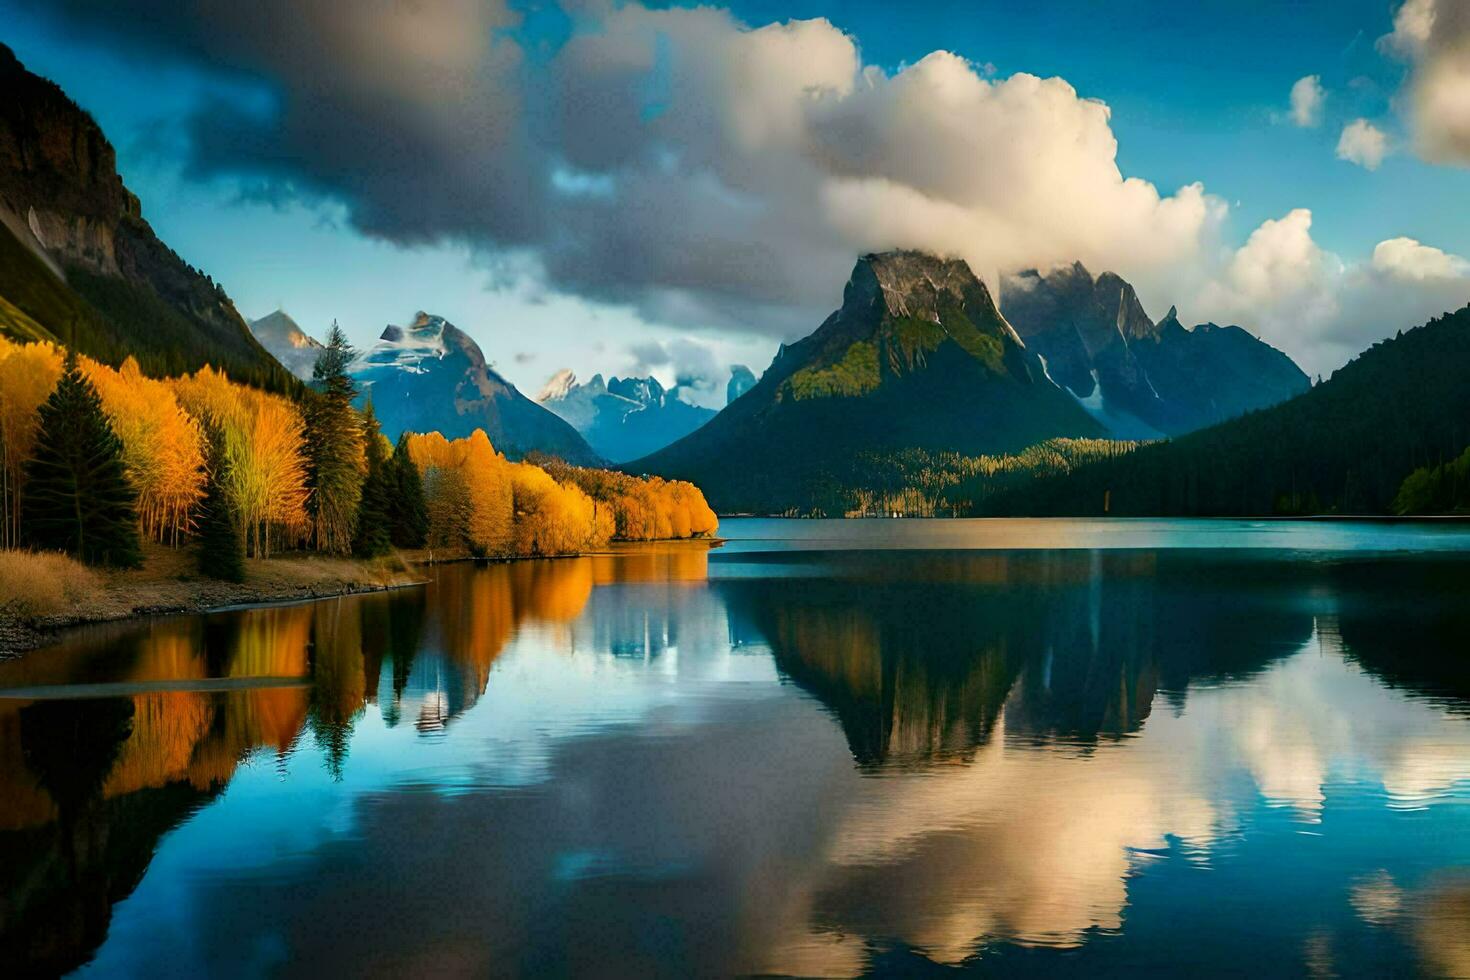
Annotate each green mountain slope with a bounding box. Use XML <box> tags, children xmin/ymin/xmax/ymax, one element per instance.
<box><xmin>985</xmin><ymin>306</ymin><xmax>1470</xmax><ymax>516</ymax></box>
<box><xmin>628</xmin><ymin>251</ymin><xmax>1104</xmax><ymax>513</ymax></box>
<box><xmin>0</xmin><ymin>43</ymin><xmax>293</xmax><ymax>391</ymax></box>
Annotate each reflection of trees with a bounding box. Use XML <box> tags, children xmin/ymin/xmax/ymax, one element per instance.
<box><xmin>1330</xmin><ymin>558</ymin><xmax>1470</xmax><ymax>708</ymax></box>
<box><xmin>724</xmin><ymin>552</ymin><xmax>1317</xmax><ymax>768</ymax></box>
<box><xmin>0</xmin><ymin>552</ymin><xmax>693</xmax><ymax>973</ymax></box>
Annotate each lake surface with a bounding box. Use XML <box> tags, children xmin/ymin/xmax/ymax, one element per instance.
<box><xmin>3</xmin><ymin>518</ymin><xmax>1470</xmax><ymax>977</ymax></box>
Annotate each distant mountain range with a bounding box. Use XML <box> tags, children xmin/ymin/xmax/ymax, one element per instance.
<box><xmin>629</xmin><ymin>251</ymin><xmax>1106</xmax><ymax>512</ymax></box>
<box><xmin>248</xmin><ymin>310</ymin><xmax>598</xmax><ymax>463</ymax></box>
<box><xmin>0</xmin><ymin>43</ymin><xmax>294</xmax><ymax>391</ymax></box>
<box><xmin>536</xmin><ymin>368</ymin><xmax>768</xmax><ymax>463</ymax></box>
<box><xmin>1001</xmin><ymin>262</ymin><xmax>1309</xmax><ymax>438</ymax></box>
<box><xmin>632</xmin><ymin>251</ymin><xmax>1315</xmax><ymax>513</ymax></box>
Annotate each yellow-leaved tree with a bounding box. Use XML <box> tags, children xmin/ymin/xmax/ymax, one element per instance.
<box><xmin>172</xmin><ymin>366</ymin><xmax>309</xmax><ymax>557</ymax></box>
<box><xmin>0</xmin><ymin>336</ymin><xmax>64</xmax><ymax>547</ymax></box>
<box><xmin>83</xmin><ymin>357</ymin><xmax>206</xmax><ymax>544</ymax></box>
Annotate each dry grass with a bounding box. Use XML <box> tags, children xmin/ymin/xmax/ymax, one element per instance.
<box><xmin>0</xmin><ymin>549</ymin><xmax>100</xmax><ymax>618</ymax></box>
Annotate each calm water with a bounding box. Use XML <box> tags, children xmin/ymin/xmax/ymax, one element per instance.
<box><xmin>3</xmin><ymin>519</ymin><xmax>1470</xmax><ymax>978</ymax></box>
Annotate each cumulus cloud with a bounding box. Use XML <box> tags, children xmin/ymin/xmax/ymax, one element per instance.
<box><xmin>21</xmin><ymin>0</ymin><xmax>1224</xmax><ymax>339</ymax></box>
<box><xmin>1372</xmin><ymin>237</ymin><xmax>1470</xmax><ymax>280</ymax></box>
<box><xmin>1380</xmin><ymin>0</ymin><xmax>1470</xmax><ymax>165</ymax></box>
<box><xmin>1190</xmin><ymin>213</ymin><xmax>1470</xmax><ymax>375</ymax></box>
<box><xmin>1289</xmin><ymin>75</ymin><xmax>1326</xmax><ymax>127</ymax></box>
<box><xmin>1337</xmin><ymin>119</ymin><xmax>1391</xmax><ymax>169</ymax></box>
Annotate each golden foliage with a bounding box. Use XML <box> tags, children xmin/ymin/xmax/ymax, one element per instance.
<box><xmin>172</xmin><ymin>366</ymin><xmax>310</xmax><ymax>557</ymax></box>
<box><xmin>0</xmin><ymin>336</ymin><xmax>64</xmax><ymax>547</ymax></box>
<box><xmin>82</xmin><ymin>357</ymin><xmax>206</xmax><ymax>543</ymax></box>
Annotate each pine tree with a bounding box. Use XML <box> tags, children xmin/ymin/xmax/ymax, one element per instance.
<box><xmin>389</xmin><ymin>432</ymin><xmax>428</xmax><ymax>549</ymax></box>
<box><xmin>197</xmin><ymin>422</ymin><xmax>245</xmax><ymax>582</ymax></box>
<box><xmin>22</xmin><ymin>353</ymin><xmax>143</xmax><ymax>567</ymax></box>
<box><xmin>305</xmin><ymin>322</ymin><xmax>365</xmax><ymax>554</ymax></box>
<box><xmin>352</xmin><ymin>405</ymin><xmax>393</xmax><ymax>559</ymax></box>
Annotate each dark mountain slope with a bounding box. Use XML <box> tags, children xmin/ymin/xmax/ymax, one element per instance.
<box><xmin>629</xmin><ymin>251</ymin><xmax>1104</xmax><ymax>512</ymax></box>
<box><xmin>986</xmin><ymin>306</ymin><xmax>1470</xmax><ymax>516</ymax></box>
<box><xmin>0</xmin><ymin>43</ymin><xmax>292</xmax><ymax>390</ymax></box>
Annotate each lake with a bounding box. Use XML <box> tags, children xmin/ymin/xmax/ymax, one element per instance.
<box><xmin>3</xmin><ymin>518</ymin><xmax>1470</xmax><ymax>977</ymax></box>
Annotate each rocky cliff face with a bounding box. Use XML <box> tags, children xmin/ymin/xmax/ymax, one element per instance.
<box><xmin>353</xmin><ymin>312</ymin><xmax>599</xmax><ymax>464</ymax></box>
<box><xmin>629</xmin><ymin>251</ymin><xmax>1103</xmax><ymax>512</ymax></box>
<box><xmin>537</xmin><ymin>370</ymin><xmax>716</xmax><ymax>463</ymax></box>
<box><xmin>0</xmin><ymin>43</ymin><xmax>291</xmax><ymax>387</ymax></box>
<box><xmin>1002</xmin><ymin>263</ymin><xmax>1308</xmax><ymax>437</ymax></box>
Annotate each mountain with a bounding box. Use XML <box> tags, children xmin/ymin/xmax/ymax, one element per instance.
<box><xmin>0</xmin><ymin>43</ymin><xmax>293</xmax><ymax>390</ymax></box>
<box><xmin>985</xmin><ymin>305</ymin><xmax>1470</xmax><ymax>516</ymax></box>
<box><xmin>727</xmin><ymin>364</ymin><xmax>757</xmax><ymax>405</ymax></box>
<box><xmin>1001</xmin><ymin>262</ymin><xmax>1308</xmax><ymax>437</ymax></box>
<box><xmin>352</xmin><ymin>311</ymin><xmax>598</xmax><ymax>464</ymax></box>
<box><xmin>629</xmin><ymin>251</ymin><xmax>1105</xmax><ymax>513</ymax></box>
<box><xmin>537</xmin><ymin>370</ymin><xmax>717</xmax><ymax>463</ymax></box>
<box><xmin>248</xmin><ymin>310</ymin><xmax>323</xmax><ymax>380</ymax></box>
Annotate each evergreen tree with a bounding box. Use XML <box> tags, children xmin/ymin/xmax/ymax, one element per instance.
<box><xmin>388</xmin><ymin>432</ymin><xmax>428</xmax><ymax>548</ymax></box>
<box><xmin>352</xmin><ymin>405</ymin><xmax>393</xmax><ymax>559</ymax></box>
<box><xmin>305</xmin><ymin>322</ymin><xmax>365</xmax><ymax>554</ymax></box>
<box><xmin>21</xmin><ymin>353</ymin><xmax>143</xmax><ymax>567</ymax></box>
<box><xmin>197</xmin><ymin>422</ymin><xmax>245</xmax><ymax>582</ymax></box>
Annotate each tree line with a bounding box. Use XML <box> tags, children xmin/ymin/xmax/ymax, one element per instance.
<box><xmin>0</xmin><ymin>329</ymin><xmax>718</xmax><ymax>576</ymax></box>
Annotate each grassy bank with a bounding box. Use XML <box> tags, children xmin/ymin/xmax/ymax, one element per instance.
<box><xmin>0</xmin><ymin>545</ymin><xmax>424</xmax><ymax>657</ymax></box>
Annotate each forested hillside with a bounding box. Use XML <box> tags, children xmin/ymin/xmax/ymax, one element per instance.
<box><xmin>983</xmin><ymin>306</ymin><xmax>1470</xmax><ymax>516</ymax></box>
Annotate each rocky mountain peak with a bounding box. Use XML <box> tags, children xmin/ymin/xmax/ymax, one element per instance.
<box><xmin>537</xmin><ymin>368</ymin><xmax>578</xmax><ymax>403</ymax></box>
<box><xmin>849</xmin><ymin>250</ymin><xmax>993</xmax><ymax>322</ymax></box>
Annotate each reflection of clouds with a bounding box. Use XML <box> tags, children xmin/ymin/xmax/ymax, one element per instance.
<box><xmin>761</xmin><ymin>627</ymin><xmax>1470</xmax><ymax>967</ymax></box>
<box><xmin>1349</xmin><ymin>870</ymin><xmax>1403</xmax><ymax>927</ymax></box>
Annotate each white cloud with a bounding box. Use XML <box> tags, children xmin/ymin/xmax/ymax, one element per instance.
<box><xmin>1372</xmin><ymin>237</ymin><xmax>1470</xmax><ymax>280</ymax></box>
<box><xmin>1190</xmin><ymin>213</ymin><xmax>1470</xmax><ymax>375</ymax></box>
<box><xmin>1337</xmin><ymin>119</ymin><xmax>1391</xmax><ymax>169</ymax></box>
<box><xmin>1289</xmin><ymin>74</ymin><xmax>1325</xmax><ymax>127</ymax></box>
<box><xmin>1380</xmin><ymin>0</ymin><xmax>1470</xmax><ymax>165</ymax></box>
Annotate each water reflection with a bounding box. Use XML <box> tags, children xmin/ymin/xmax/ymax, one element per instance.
<box><xmin>1</xmin><ymin>532</ymin><xmax>1469</xmax><ymax>977</ymax></box>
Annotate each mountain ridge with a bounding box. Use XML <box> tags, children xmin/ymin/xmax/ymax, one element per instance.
<box><xmin>0</xmin><ymin>42</ymin><xmax>294</xmax><ymax>390</ymax></box>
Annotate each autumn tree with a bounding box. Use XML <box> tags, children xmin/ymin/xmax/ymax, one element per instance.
<box><xmin>83</xmin><ymin>356</ymin><xmax>206</xmax><ymax>544</ymax></box>
<box><xmin>304</xmin><ymin>322</ymin><xmax>365</xmax><ymax>554</ymax></box>
<box><xmin>0</xmin><ymin>336</ymin><xmax>63</xmax><ymax>547</ymax></box>
<box><xmin>172</xmin><ymin>366</ymin><xmax>309</xmax><ymax>557</ymax></box>
<box><xmin>22</xmin><ymin>352</ymin><xmax>143</xmax><ymax>568</ymax></box>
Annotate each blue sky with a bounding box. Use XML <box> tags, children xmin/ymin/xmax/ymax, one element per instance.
<box><xmin>4</xmin><ymin>0</ymin><xmax>1468</xmax><ymax>393</ymax></box>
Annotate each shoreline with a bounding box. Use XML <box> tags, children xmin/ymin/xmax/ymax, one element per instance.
<box><xmin>0</xmin><ymin>536</ymin><xmax>725</xmax><ymax>660</ymax></box>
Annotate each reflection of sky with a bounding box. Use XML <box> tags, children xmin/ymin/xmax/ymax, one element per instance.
<box><xmin>54</xmin><ymin>543</ymin><xmax>1470</xmax><ymax>977</ymax></box>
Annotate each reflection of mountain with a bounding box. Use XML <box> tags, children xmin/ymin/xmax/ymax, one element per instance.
<box><xmin>720</xmin><ymin>551</ymin><xmax>1315</xmax><ymax>768</ymax></box>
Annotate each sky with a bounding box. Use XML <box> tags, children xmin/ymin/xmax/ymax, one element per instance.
<box><xmin>4</xmin><ymin>0</ymin><xmax>1470</xmax><ymax>401</ymax></box>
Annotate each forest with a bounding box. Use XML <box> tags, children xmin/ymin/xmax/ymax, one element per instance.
<box><xmin>0</xmin><ymin>330</ymin><xmax>717</xmax><ymax>580</ymax></box>
<box><xmin>976</xmin><ymin>306</ymin><xmax>1470</xmax><ymax>517</ymax></box>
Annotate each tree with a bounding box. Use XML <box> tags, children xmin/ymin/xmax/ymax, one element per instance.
<box><xmin>21</xmin><ymin>352</ymin><xmax>143</xmax><ymax>568</ymax></box>
<box><xmin>388</xmin><ymin>432</ymin><xmax>428</xmax><ymax>549</ymax></box>
<box><xmin>197</xmin><ymin>422</ymin><xmax>245</xmax><ymax>582</ymax></box>
<box><xmin>352</xmin><ymin>405</ymin><xmax>393</xmax><ymax>559</ymax></box>
<box><xmin>305</xmin><ymin>322</ymin><xmax>365</xmax><ymax>554</ymax></box>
